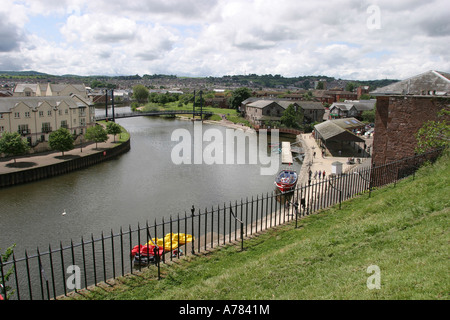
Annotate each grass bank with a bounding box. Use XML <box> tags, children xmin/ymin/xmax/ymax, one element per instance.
<box><xmin>70</xmin><ymin>152</ymin><xmax>449</xmax><ymax>300</ymax></box>
<box><xmin>97</xmin><ymin>120</ymin><xmax>130</xmax><ymax>143</ymax></box>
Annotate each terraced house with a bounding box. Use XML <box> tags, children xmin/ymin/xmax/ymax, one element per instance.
<box><xmin>0</xmin><ymin>94</ymin><xmax>95</xmax><ymax>146</ymax></box>
<box><xmin>13</xmin><ymin>82</ymin><xmax>88</xmax><ymax>98</ymax></box>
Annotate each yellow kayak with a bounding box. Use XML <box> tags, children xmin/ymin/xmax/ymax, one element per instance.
<box><xmin>166</xmin><ymin>233</ymin><xmax>194</xmax><ymax>245</ymax></box>
<box><xmin>147</xmin><ymin>233</ymin><xmax>194</xmax><ymax>251</ymax></box>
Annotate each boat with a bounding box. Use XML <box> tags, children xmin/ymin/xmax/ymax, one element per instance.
<box><xmin>274</xmin><ymin>168</ymin><xmax>298</xmax><ymax>193</ymax></box>
<box><xmin>131</xmin><ymin>233</ymin><xmax>194</xmax><ymax>266</ymax></box>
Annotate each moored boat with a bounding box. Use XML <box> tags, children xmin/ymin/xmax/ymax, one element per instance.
<box><xmin>274</xmin><ymin>168</ymin><xmax>298</xmax><ymax>193</ymax></box>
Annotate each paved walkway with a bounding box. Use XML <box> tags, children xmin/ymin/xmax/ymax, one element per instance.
<box><xmin>0</xmin><ymin>134</ymin><xmax>118</xmax><ymax>174</ymax></box>
<box><xmin>296</xmin><ymin>132</ymin><xmax>373</xmax><ymax>186</ymax></box>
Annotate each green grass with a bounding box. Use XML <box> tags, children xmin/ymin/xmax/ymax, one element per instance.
<box><xmin>69</xmin><ymin>152</ymin><xmax>449</xmax><ymax>300</ymax></box>
<box><xmin>97</xmin><ymin>121</ymin><xmax>130</xmax><ymax>143</ymax></box>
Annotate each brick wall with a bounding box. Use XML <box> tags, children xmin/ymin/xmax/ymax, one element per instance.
<box><xmin>372</xmin><ymin>96</ymin><xmax>449</xmax><ymax>166</ymax></box>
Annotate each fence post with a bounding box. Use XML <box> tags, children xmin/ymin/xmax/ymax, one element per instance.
<box><xmin>191</xmin><ymin>205</ymin><xmax>195</xmax><ymax>255</ymax></box>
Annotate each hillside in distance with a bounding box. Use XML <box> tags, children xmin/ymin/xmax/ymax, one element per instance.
<box><xmin>0</xmin><ymin>70</ymin><xmax>398</xmax><ymax>90</ymax></box>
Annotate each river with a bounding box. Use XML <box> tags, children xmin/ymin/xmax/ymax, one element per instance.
<box><xmin>0</xmin><ymin>109</ymin><xmax>301</xmax><ymax>254</ymax></box>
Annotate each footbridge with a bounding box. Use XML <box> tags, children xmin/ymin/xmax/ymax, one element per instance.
<box><xmin>95</xmin><ymin>110</ymin><xmax>214</xmax><ymax>121</ymax></box>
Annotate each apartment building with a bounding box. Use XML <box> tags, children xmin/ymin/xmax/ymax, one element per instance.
<box><xmin>0</xmin><ymin>94</ymin><xmax>95</xmax><ymax>146</ymax></box>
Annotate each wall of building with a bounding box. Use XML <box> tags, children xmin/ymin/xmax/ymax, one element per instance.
<box><xmin>372</xmin><ymin>96</ymin><xmax>449</xmax><ymax>165</ymax></box>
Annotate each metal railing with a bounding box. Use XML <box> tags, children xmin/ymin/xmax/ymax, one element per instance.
<box><xmin>0</xmin><ymin>148</ymin><xmax>444</xmax><ymax>300</ymax></box>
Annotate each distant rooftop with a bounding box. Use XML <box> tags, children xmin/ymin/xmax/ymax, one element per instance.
<box><xmin>370</xmin><ymin>70</ymin><xmax>450</xmax><ymax>96</ymax></box>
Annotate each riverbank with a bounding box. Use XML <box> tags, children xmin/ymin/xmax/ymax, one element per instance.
<box><xmin>0</xmin><ymin>126</ymin><xmax>130</xmax><ymax>187</ymax></box>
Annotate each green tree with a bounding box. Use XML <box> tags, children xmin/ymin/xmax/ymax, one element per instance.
<box><xmin>106</xmin><ymin>122</ymin><xmax>122</xmax><ymax>142</ymax></box>
<box><xmin>0</xmin><ymin>132</ymin><xmax>30</xmax><ymax>163</ymax></box>
<box><xmin>49</xmin><ymin>127</ymin><xmax>74</xmax><ymax>156</ymax></box>
<box><xmin>361</xmin><ymin>108</ymin><xmax>376</xmax><ymax>123</ymax></box>
<box><xmin>316</xmin><ymin>81</ymin><xmax>324</xmax><ymax>90</ymax></box>
<box><xmin>85</xmin><ymin>125</ymin><xmax>108</xmax><ymax>149</ymax></box>
<box><xmin>132</xmin><ymin>85</ymin><xmax>150</xmax><ymax>103</ymax></box>
<box><xmin>281</xmin><ymin>104</ymin><xmax>304</xmax><ymax>129</ymax></box>
<box><xmin>229</xmin><ymin>87</ymin><xmax>251</xmax><ymax>110</ymax></box>
<box><xmin>1</xmin><ymin>244</ymin><xmax>16</xmax><ymax>300</ymax></box>
<box><xmin>415</xmin><ymin>108</ymin><xmax>449</xmax><ymax>154</ymax></box>
<box><xmin>345</xmin><ymin>82</ymin><xmax>355</xmax><ymax>92</ymax></box>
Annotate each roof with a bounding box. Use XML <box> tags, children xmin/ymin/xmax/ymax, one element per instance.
<box><xmin>371</xmin><ymin>70</ymin><xmax>450</xmax><ymax>96</ymax></box>
<box><xmin>0</xmin><ymin>95</ymin><xmax>93</xmax><ymax>113</ymax></box>
<box><xmin>331</xmin><ymin>118</ymin><xmax>365</xmax><ymax>130</ymax></box>
<box><xmin>330</xmin><ymin>103</ymin><xmax>354</xmax><ymax>111</ymax></box>
<box><xmin>330</xmin><ymin>100</ymin><xmax>376</xmax><ymax>112</ymax></box>
<box><xmin>314</xmin><ymin>118</ymin><xmax>365</xmax><ymax>142</ymax></box>
<box><xmin>297</xmin><ymin>101</ymin><xmax>325</xmax><ymax>110</ymax></box>
<box><xmin>247</xmin><ymin>100</ymin><xmax>280</xmax><ymax>109</ymax></box>
<box><xmin>14</xmin><ymin>83</ymin><xmax>38</xmax><ymax>93</ymax></box>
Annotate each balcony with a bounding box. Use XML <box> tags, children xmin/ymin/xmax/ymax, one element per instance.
<box><xmin>42</xmin><ymin>127</ymin><xmax>53</xmax><ymax>133</ymax></box>
<box><xmin>18</xmin><ymin>129</ymin><xmax>30</xmax><ymax>136</ymax></box>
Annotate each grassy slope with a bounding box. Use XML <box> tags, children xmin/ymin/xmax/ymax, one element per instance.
<box><xmin>74</xmin><ymin>152</ymin><xmax>449</xmax><ymax>300</ymax></box>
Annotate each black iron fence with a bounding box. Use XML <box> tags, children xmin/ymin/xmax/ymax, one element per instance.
<box><xmin>0</xmin><ymin>148</ymin><xmax>444</xmax><ymax>300</ymax></box>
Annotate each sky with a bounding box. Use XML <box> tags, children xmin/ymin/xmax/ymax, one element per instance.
<box><xmin>1</xmin><ymin>0</ymin><xmax>449</xmax><ymax>80</ymax></box>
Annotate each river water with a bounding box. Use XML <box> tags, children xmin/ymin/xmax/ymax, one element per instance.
<box><xmin>0</xmin><ymin>109</ymin><xmax>301</xmax><ymax>254</ymax></box>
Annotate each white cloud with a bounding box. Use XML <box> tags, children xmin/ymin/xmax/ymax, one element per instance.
<box><xmin>1</xmin><ymin>0</ymin><xmax>449</xmax><ymax>79</ymax></box>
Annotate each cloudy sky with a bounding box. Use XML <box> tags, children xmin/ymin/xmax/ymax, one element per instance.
<box><xmin>1</xmin><ymin>0</ymin><xmax>449</xmax><ymax>80</ymax></box>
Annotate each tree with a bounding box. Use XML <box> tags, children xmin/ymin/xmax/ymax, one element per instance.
<box><xmin>0</xmin><ymin>132</ymin><xmax>30</xmax><ymax>163</ymax></box>
<box><xmin>228</xmin><ymin>87</ymin><xmax>251</xmax><ymax>110</ymax></box>
<box><xmin>132</xmin><ymin>84</ymin><xmax>149</xmax><ymax>103</ymax></box>
<box><xmin>85</xmin><ymin>125</ymin><xmax>108</xmax><ymax>149</ymax></box>
<box><xmin>106</xmin><ymin>122</ymin><xmax>122</xmax><ymax>142</ymax></box>
<box><xmin>361</xmin><ymin>108</ymin><xmax>376</xmax><ymax>123</ymax></box>
<box><xmin>345</xmin><ymin>82</ymin><xmax>355</xmax><ymax>92</ymax></box>
<box><xmin>316</xmin><ymin>81</ymin><xmax>324</xmax><ymax>90</ymax></box>
<box><xmin>1</xmin><ymin>244</ymin><xmax>16</xmax><ymax>300</ymax></box>
<box><xmin>415</xmin><ymin>108</ymin><xmax>449</xmax><ymax>154</ymax></box>
<box><xmin>49</xmin><ymin>127</ymin><xmax>74</xmax><ymax>156</ymax></box>
<box><xmin>281</xmin><ymin>104</ymin><xmax>304</xmax><ymax>129</ymax></box>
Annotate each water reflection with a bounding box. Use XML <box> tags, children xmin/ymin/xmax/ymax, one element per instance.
<box><xmin>0</xmin><ymin>113</ymin><xmax>301</xmax><ymax>253</ymax></box>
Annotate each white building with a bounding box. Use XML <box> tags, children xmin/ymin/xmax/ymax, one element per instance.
<box><xmin>0</xmin><ymin>94</ymin><xmax>95</xmax><ymax>146</ymax></box>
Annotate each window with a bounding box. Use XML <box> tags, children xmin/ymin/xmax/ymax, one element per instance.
<box><xmin>61</xmin><ymin>120</ymin><xmax>68</xmax><ymax>129</ymax></box>
<box><xmin>25</xmin><ymin>111</ymin><xmax>30</xmax><ymax>118</ymax></box>
<box><xmin>18</xmin><ymin>124</ymin><xmax>29</xmax><ymax>134</ymax></box>
<box><xmin>65</xmin><ymin>109</ymin><xmax>69</xmax><ymax>115</ymax></box>
<box><xmin>47</xmin><ymin>110</ymin><xmax>52</xmax><ymax>116</ymax></box>
<box><xmin>0</xmin><ymin>114</ymin><xmax>3</xmax><ymax>119</ymax></box>
<box><xmin>39</xmin><ymin>111</ymin><xmax>44</xmax><ymax>117</ymax></box>
<box><xmin>42</xmin><ymin>122</ymin><xmax>51</xmax><ymax>133</ymax></box>
<box><xmin>0</xmin><ymin>126</ymin><xmax>4</xmax><ymax>132</ymax></box>
<box><xmin>14</xmin><ymin>112</ymin><xmax>20</xmax><ymax>118</ymax></box>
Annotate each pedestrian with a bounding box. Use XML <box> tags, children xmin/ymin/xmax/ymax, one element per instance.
<box><xmin>323</xmin><ymin>170</ymin><xmax>326</xmax><ymax>178</ymax></box>
<box><xmin>313</xmin><ymin>151</ymin><xmax>316</xmax><ymax>158</ymax></box>
<box><xmin>314</xmin><ymin>171</ymin><xmax>318</xmax><ymax>179</ymax></box>
<box><xmin>318</xmin><ymin>170</ymin><xmax>321</xmax><ymax>179</ymax></box>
